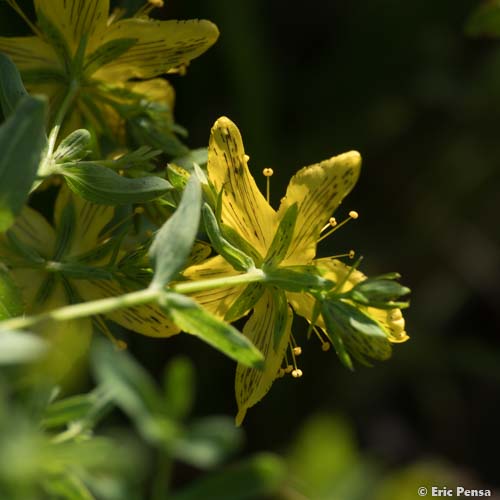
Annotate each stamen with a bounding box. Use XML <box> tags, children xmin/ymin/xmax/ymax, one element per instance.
<box><xmin>321</xmin><ymin>217</ymin><xmax>337</xmax><ymax>233</ymax></box>
<box><xmin>5</xmin><ymin>0</ymin><xmax>43</xmax><ymax>36</ymax></box>
<box><xmin>94</xmin><ymin>317</ymin><xmax>127</xmax><ymax>350</ymax></box>
<box><xmin>292</xmin><ymin>369</ymin><xmax>303</xmax><ymax>378</ymax></box>
<box><xmin>312</xmin><ymin>325</ymin><xmax>331</xmax><ymax>352</ymax></box>
<box><xmin>262</xmin><ymin>168</ymin><xmax>274</xmax><ymax>203</ymax></box>
<box><xmin>318</xmin><ymin>210</ymin><xmax>360</xmax><ymax>243</ymax></box>
<box><xmin>324</xmin><ymin>250</ymin><xmax>356</xmax><ymax>260</ymax></box>
<box><xmin>288</xmin><ymin>342</ymin><xmax>303</xmax><ymax>378</ymax></box>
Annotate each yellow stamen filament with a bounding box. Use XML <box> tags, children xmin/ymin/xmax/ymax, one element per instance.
<box><xmin>318</xmin><ymin>210</ymin><xmax>360</xmax><ymax>243</ymax></box>
<box><xmin>263</xmin><ymin>168</ymin><xmax>274</xmax><ymax>203</ymax></box>
<box><xmin>94</xmin><ymin>317</ymin><xmax>127</xmax><ymax>350</ymax></box>
<box><xmin>312</xmin><ymin>325</ymin><xmax>331</xmax><ymax>352</ymax></box>
<box><xmin>5</xmin><ymin>0</ymin><xmax>43</xmax><ymax>37</ymax></box>
<box><xmin>324</xmin><ymin>250</ymin><xmax>356</xmax><ymax>260</ymax></box>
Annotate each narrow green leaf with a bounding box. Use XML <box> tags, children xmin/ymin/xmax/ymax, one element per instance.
<box><xmin>163</xmin><ymin>356</ymin><xmax>195</xmax><ymax>420</ymax></box>
<box><xmin>323</xmin><ymin>299</ymin><xmax>392</xmax><ymax>366</ymax></box>
<box><xmin>41</xmin><ymin>388</ymin><xmax>112</xmax><ymax>429</ymax></box>
<box><xmin>62</xmin><ymin>163</ymin><xmax>171</xmax><ymax>205</ymax></box>
<box><xmin>266</xmin><ymin>266</ymin><xmax>333</xmax><ymax>293</ymax></box>
<box><xmin>54</xmin><ymin>129</ymin><xmax>91</xmax><ymax>163</ymax></box>
<box><xmin>264</xmin><ymin>202</ymin><xmax>298</xmax><ymax>266</ymax></box>
<box><xmin>203</xmin><ymin>203</ymin><xmax>254</xmax><ymax>271</ymax></box>
<box><xmin>170</xmin><ymin>453</ymin><xmax>286</xmax><ymax>500</ymax></box>
<box><xmin>172</xmin><ymin>148</ymin><xmax>208</xmax><ymax>171</ymax></box>
<box><xmin>149</xmin><ymin>175</ymin><xmax>201</xmax><ymax>288</ymax></box>
<box><xmin>0</xmin><ymin>265</ymin><xmax>24</xmax><ymax>319</ymax></box>
<box><xmin>0</xmin><ymin>96</ymin><xmax>47</xmax><ymax>232</ymax></box>
<box><xmin>0</xmin><ymin>53</ymin><xmax>28</xmax><ymax>118</ymax></box>
<box><xmin>0</xmin><ymin>329</ymin><xmax>48</xmax><ymax>365</ymax></box>
<box><xmin>161</xmin><ymin>292</ymin><xmax>264</xmax><ymax>369</ymax></box>
<box><xmin>91</xmin><ymin>340</ymin><xmax>162</xmax><ymax>422</ymax></box>
<box><xmin>321</xmin><ymin>301</ymin><xmax>353</xmax><ymax>370</ymax></box>
<box><xmin>224</xmin><ymin>283</ymin><xmax>265</xmax><ymax>322</ymax></box>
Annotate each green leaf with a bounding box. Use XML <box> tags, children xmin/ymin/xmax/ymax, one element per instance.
<box><xmin>54</xmin><ymin>129</ymin><xmax>92</xmax><ymax>163</ymax></box>
<box><xmin>264</xmin><ymin>203</ymin><xmax>298</xmax><ymax>266</ymax></box>
<box><xmin>62</xmin><ymin>163</ymin><xmax>171</xmax><ymax>205</ymax></box>
<box><xmin>163</xmin><ymin>356</ymin><xmax>195</xmax><ymax>420</ymax></box>
<box><xmin>466</xmin><ymin>1</ymin><xmax>500</xmax><ymax>37</ymax></box>
<box><xmin>41</xmin><ymin>388</ymin><xmax>112</xmax><ymax>430</ymax></box>
<box><xmin>266</xmin><ymin>266</ymin><xmax>333</xmax><ymax>293</ymax></box>
<box><xmin>172</xmin><ymin>416</ymin><xmax>244</xmax><ymax>469</ymax></box>
<box><xmin>224</xmin><ymin>283</ymin><xmax>265</xmax><ymax>322</ymax></box>
<box><xmin>323</xmin><ymin>299</ymin><xmax>392</xmax><ymax>366</ymax></box>
<box><xmin>0</xmin><ymin>265</ymin><xmax>24</xmax><ymax>319</ymax></box>
<box><xmin>170</xmin><ymin>453</ymin><xmax>286</xmax><ymax>500</ymax></box>
<box><xmin>0</xmin><ymin>53</ymin><xmax>29</xmax><ymax>118</ymax></box>
<box><xmin>91</xmin><ymin>340</ymin><xmax>162</xmax><ymax>424</ymax></box>
<box><xmin>0</xmin><ymin>96</ymin><xmax>47</xmax><ymax>232</ymax></box>
<box><xmin>203</xmin><ymin>203</ymin><xmax>254</xmax><ymax>271</ymax></box>
<box><xmin>161</xmin><ymin>292</ymin><xmax>264</xmax><ymax>369</ymax></box>
<box><xmin>149</xmin><ymin>175</ymin><xmax>201</xmax><ymax>288</ymax></box>
<box><xmin>350</xmin><ymin>277</ymin><xmax>410</xmax><ymax>309</ymax></box>
<box><xmin>0</xmin><ymin>329</ymin><xmax>48</xmax><ymax>365</ymax></box>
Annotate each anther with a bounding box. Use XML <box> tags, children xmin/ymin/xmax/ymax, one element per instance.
<box><xmin>118</xmin><ymin>170</ymin><xmax>125</xmax><ymax>176</ymax></box>
<box><xmin>292</xmin><ymin>369</ymin><xmax>303</xmax><ymax>378</ymax></box>
<box><xmin>285</xmin><ymin>365</ymin><xmax>294</xmax><ymax>373</ymax></box>
<box><xmin>321</xmin><ymin>217</ymin><xmax>338</xmax><ymax>233</ymax></box>
<box><xmin>134</xmin><ymin>206</ymin><xmax>145</xmax><ymax>215</ymax></box>
<box><xmin>321</xmin><ymin>342</ymin><xmax>331</xmax><ymax>352</ymax></box>
<box><xmin>349</xmin><ymin>249</ymin><xmax>355</xmax><ymax>259</ymax></box>
<box><xmin>318</xmin><ymin>210</ymin><xmax>360</xmax><ymax>243</ymax></box>
<box><xmin>293</xmin><ymin>346</ymin><xmax>302</xmax><ymax>356</ymax></box>
<box><xmin>313</xmin><ymin>325</ymin><xmax>331</xmax><ymax>352</ymax></box>
<box><xmin>244</xmin><ymin>154</ymin><xmax>250</xmax><ymax>162</ymax></box>
<box><xmin>263</xmin><ymin>168</ymin><xmax>274</xmax><ymax>203</ymax></box>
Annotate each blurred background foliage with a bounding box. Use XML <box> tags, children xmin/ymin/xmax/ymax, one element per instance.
<box><xmin>1</xmin><ymin>0</ymin><xmax>499</xmax><ymax>498</ymax></box>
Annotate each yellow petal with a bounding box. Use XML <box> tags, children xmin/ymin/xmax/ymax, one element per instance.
<box><xmin>0</xmin><ymin>36</ymin><xmax>61</xmax><ymax>71</ymax></box>
<box><xmin>126</xmin><ymin>78</ymin><xmax>175</xmax><ymax>111</ymax></box>
<box><xmin>208</xmin><ymin>117</ymin><xmax>277</xmax><ymax>258</ymax></box>
<box><xmin>291</xmin><ymin>258</ymin><xmax>409</xmax><ymax>343</ymax></box>
<box><xmin>235</xmin><ymin>288</ymin><xmax>293</xmax><ymax>425</ymax></box>
<box><xmin>183</xmin><ymin>255</ymin><xmax>246</xmax><ymax>318</ymax></box>
<box><xmin>93</xmin><ymin>19</ymin><xmax>219</xmax><ymax>80</ymax></box>
<box><xmin>278</xmin><ymin>151</ymin><xmax>361</xmax><ymax>265</ymax></box>
<box><xmin>75</xmin><ymin>278</ymin><xmax>180</xmax><ymax>338</ymax></box>
<box><xmin>0</xmin><ymin>206</ymin><xmax>56</xmax><ymax>259</ymax></box>
<box><xmin>34</xmin><ymin>0</ymin><xmax>109</xmax><ymax>53</ymax></box>
<box><xmin>53</xmin><ymin>185</ymin><xmax>114</xmax><ymax>257</ymax></box>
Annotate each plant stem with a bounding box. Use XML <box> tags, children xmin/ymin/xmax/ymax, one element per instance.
<box><xmin>0</xmin><ymin>269</ymin><xmax>266</xmax><ymax>331</ymax></box>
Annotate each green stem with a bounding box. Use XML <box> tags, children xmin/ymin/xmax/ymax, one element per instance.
<box><xmin>0</xmin><ymin>269</ymin><xmax>266</xmax><ymax>331</ymax></box>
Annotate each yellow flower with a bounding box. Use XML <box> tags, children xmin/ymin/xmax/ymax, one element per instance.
<box><xmin>0</xmin><ymin>186</ymin><xmax>180</xmax><ymax>347</ymax></box>
<box><xmin>184</xmin><ymin>117</ymin><xmax>408</xmax><ymax>424</ymax></box>
<box><xmin>0</xmin><ymin>0</ymin><xmax>218</xmax><ymax>139</ymax></box>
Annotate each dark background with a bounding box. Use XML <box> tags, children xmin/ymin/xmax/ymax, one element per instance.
<box><xmin>160</xmin><ymin>0</ymin><xmax>500</xmax><ymax>489</ymax></box>
<box><xmin>2</xmin><ymin>0</ymin><xmax>499</xmax><ymax>493</ymax></box>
